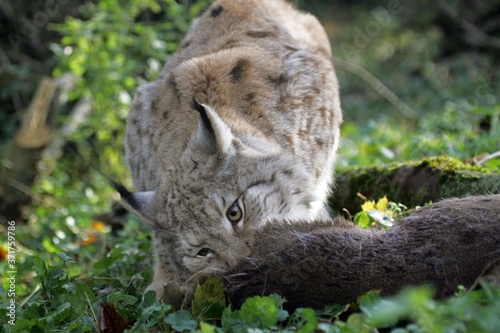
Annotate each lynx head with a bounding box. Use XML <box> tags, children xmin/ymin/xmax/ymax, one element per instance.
<box><xmin>119</xmin><ymin>99</ymin><xmax>321</xmax><ymax>280</ymax></box>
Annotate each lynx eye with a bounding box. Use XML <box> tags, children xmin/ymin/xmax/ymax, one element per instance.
<box><xmin>196</xmin><ymin>248</ymin><xmax>212</xmax><ymax>257</ymax></box>
<box><xmin>226</xmin><ymin>202</ymin><xmax>243</xmax><ymax>223</ymax></box>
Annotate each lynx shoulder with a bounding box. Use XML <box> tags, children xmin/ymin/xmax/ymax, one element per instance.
<box><xmin>225</xmin><ymin>195</ymin><xmax>500</xmax><ymax>310</ymax></box>
<box><xmin>122</xmin><ymin>0</ymin><xmax>342</xmax><ymax>301</ymax></box>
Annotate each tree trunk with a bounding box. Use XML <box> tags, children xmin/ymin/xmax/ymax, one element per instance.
<box><xmin>0</xmin><ymin>75</ymin><xmax>76</xmax><ymax>222</ymax></box>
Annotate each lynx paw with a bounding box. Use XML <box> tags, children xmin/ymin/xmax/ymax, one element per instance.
<box><xmin>145</xmin><ymin>280</ymin><xmax>195</xmax><ymax>308</ymax></box>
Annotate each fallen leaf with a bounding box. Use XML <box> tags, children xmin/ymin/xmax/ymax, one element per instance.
<box><xmin>81</xmin><ymin>233</ymin><xmax>97</xmax><ymax>246</ymax></box>
<box><xmin>0</xmin><ymin>247</ymin><xmax>7</xmax><ymax>261</ymax></box>
<box><xmin>99</xmin><ymin>301</ymin><xmax>130</xmax><ymax>333</ymax></box>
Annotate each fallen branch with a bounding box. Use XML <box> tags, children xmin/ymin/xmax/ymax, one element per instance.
<box><xmin>476</xmin><ymin>150</ymin><xmax>500</xmax><ymax>165</ymax></box>
<box><xmin>334</xmin><ymin>59</ymin><xmax>416</xmax><ymax>119</ymax></box>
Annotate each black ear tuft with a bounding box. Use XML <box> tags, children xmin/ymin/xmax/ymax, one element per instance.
<box><xmin>191</xmin><ymin>97</ymin><xmax>214</xmax><ymax>136</ymax></box>
<box><xmin>210</xmin><ymin>5</ymin><xmax>224</xmax><ymax>18</ymax></box>
<box><xmin>114</xmin><ymin>182</ymin><xmax>140</xmax><ymax>211</ymax></box>
<box><xmin>190</xmin><ymin>97</ymin><xmax>205</xmax><ymax>114</ymax></box>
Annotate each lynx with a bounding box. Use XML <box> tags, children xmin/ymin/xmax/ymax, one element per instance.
<box><xmin>121</xmin><ymin>0</ymin><xmax>342</xmax><ymax>301</ymax></box>
<box><xmin>225</xmin><ymin>195</ymin><xmax>500</xmax><ymax>310</ymax></box>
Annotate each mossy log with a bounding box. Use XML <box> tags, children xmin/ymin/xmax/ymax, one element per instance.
<box><xmin>329</xmin><ymin>156</ymin><xmax>500</xmax><ymax>214</ymax></box>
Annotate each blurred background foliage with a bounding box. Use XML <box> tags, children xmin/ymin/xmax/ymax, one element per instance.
<box><xmin>0</xmin><ymin>0</ymin><xmax>499</xmax><ymax>330</ymax></box>
<box><xmin>297</xmin><ymin>0</ymin><xmax>500</xmax><ymax>168</ymax></box>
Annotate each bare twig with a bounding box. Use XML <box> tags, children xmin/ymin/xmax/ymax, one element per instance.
<box><xmin>20</xmin><ymin>284</ymin><xmax>41</xmax><ymax>307</ymax></box>
<box><xmin>437</xmin><ymin>0</ymin><xmax>500</xmax><ymax>49</ymax></box>
<box><xmin>42</xmin><ymin>96</ymin><xmax>92</xmax><ymax>173</ymax></box>
<box><xmin>0</xmin><ymin>48</ymin><xmax>24</xmax><ymax>113</ymax></box>
<box><xmin>6</xmin><ymin>178</ymin><xmax>34</xmax><ymax>199</ymax></box>
<box><xmin>334</xmin><ymin>59</ymin><xmax>416</xmax><ymax>119</ymax></box>
<box><xmin>85</xmin><ymin>292</ymin><xmax>99</xmax><ymax>328</ymax></box>
<box><xmin>477</xmin><ymin>151</ymin><xmax>500</xmax><ymax>165</ymax></box>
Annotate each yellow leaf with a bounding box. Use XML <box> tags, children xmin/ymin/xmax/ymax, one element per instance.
<box><xmin>361</xmin><ymin>200</ymin><xmax>376</xmax><ymax>211</ymax></box>
<box><xmin>92</xmin><ymin>220</ymin><xmax>106</xmax><ymax>232</ymax></box>
<box><xmin>376</xmin><ymin>196</ymin><xmax>389</xmax><ymax>211</ymax></box>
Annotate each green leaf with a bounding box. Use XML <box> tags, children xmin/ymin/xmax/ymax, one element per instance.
<box><xmin>317</xmin><ymin>322</ymin><xmax>340</xmax><ymax>333</ymax></box>
<box><xmin>192</xmin><ymin>277</ymin><xmax>226</xmax><ymax>321</ymax></box>
<box><xmin>194</xmin><ymin>277</ymin><xmax>225</xmax><ymax>304</ymax></box>
<box><xmin>353</xmin><ymin>211</ymin><xmax>372</xmax><ymax>229</ymax></box>
<box><xmin>200</xmin><ymin>322</ymin><xmax>217</xmax><ymax>333</ymax></box>
<box><xmin>295</xmin><ymin>308</ymin><xmax>318</xmax><ymax>333</ymax></box>
<box><xmin>56</xmin><ymin>252</ymin><xmax>77</xmax><ymax>264</ymax></box>
<box><xmin>317</xmin><ymin>303</ymin><xmax>349</xmax><ymax>320</ymax></box>
<box><xmin>165</xmin><ymin>310</ymin><xmax>198</xmax><ymax>332</ymax></box>
<box><xmin>268</xmin><ymin>294</ymin><xmax>287</xmax><ymax>309</ymax></box>
<box><xmin>221</xmin><ymin>306</ymin><xmax>248</xmax><ymax>333</ymax></box>
<box><xmin>357</xmin><ymin>291</ymin><xmax>382</xmax><ymax>318</ymax></box>
<box><xmin>93</xmin><ymin>247</ymin><xmax>124</xmax><ymax>271</ymax></box>
<box><xmin>367</xmin><ymin>210</ymin><xmax>394</xmax><ymax>227</ymax></box>
<box><xmin>11</xmin><ymin>318</ymin><xmax>44</xmax><ymax>333</ymax></box>
<box><xmin>240</xmin><ymin>296</ymin><xmax>279</xmax><ymax>328</ymax></box>
<box><xmin>345</xmin><ymin>313</ymin><xmax>370</xmax><ymax>332</ymax></box>
<box><xmin>267</xmin><ymin>295</ymin><xmax>289</xmax><ymax>322</ymax></box>
<box><xmin>32</xmin><ymin>257</ymin><xmax>47</xmax><ymax>277</ymax></box>
<box><xmin>45</xmin><ymin>302</ymin><xmax>72</xmax><ymax>324</ymax></box>
<box><xmin>363</xmin><ymin>286</ymin><xmax>434</xmax><ymax>327</ymax></box>
<box><xmin>480</xmin><ymin>280</ymin><xmax>500</xmax><ymax>301</ymax></box>
<box><xmin>108</xmin><ymin>292</ymin><xmax>138</xmax><ymax>307</ymax></box>
<box><xmin>141</xmin><ymin>290</ymin><xmax>157</xmax><ymax>308</ymax></box>
<box><xmin>132</xmin><ymin>301</ymin><xmax>172</xmax><ymax>330</ymax></box>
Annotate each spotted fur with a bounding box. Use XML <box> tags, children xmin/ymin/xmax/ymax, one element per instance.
<box><xmin>123</xmin><ymin>0</ymin><xmax>342</xmax><ymax>302</ymax></box>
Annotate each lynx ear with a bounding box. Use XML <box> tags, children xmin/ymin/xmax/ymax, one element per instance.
<box><xmin>190</xmin><ymin>98</ymin><xmax>234</xmax><ymax>157</ymax></box>
<box><xmin>115</xmin><ymin>184</ymin><xmax>156</xmax><ymax>224</ymax></box>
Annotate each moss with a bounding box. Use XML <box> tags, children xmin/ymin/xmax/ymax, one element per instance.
<box><xmin>420</xmin><ymin>156</ymin><xmax>486</xmax><ymax>173</ymax></box>
<box><xmin>331</xmin><ymin>156</ymin><xmax>499</xmax><ymax>214</ymax></box>
<box><xmin>340</xmin><ymin>156</ymin><xmax>486</xmax><ymax>173</ymax></box>
<box><xmin>386</xmin><ymin>156</ymin><xmax>480</xmax><ymax>174</ymax></box>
